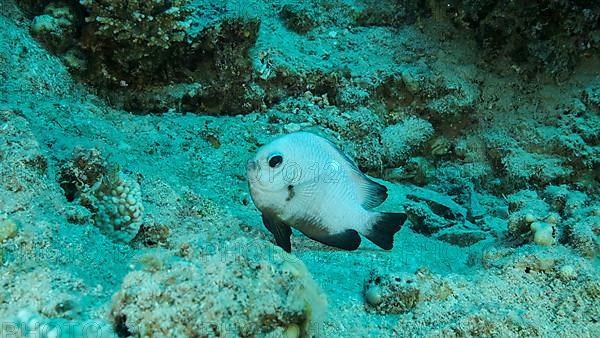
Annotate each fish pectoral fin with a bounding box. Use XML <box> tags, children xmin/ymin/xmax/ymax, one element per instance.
<box><xmin>287</xmin><ymin>180</ymin><xmax>319</xmax><ymax>207</ymax></box>
<box><xmin>262</xmin><ymin>213</ymin><xmax>292</xmax><ymax>253</ymax></box>
<box><xmin>305</xmin><ymin>229</ymin><xmax>362</xmax><ymax>251</ymax></box>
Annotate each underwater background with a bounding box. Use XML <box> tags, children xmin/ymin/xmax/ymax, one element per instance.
<box><xmin>0</xmin><ymin>0</ymin><xmax>598</xmax><ymax>337</ymax></box>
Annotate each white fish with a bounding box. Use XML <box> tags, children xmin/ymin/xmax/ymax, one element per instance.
<box><xmin>246</xmin><ymin>131</ymin><xmax>407</xmax><ymax>252</ymax></box>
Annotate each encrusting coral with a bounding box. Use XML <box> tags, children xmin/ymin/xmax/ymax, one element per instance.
<box><xmin>2</xmin><ymin>309</ymin><xmax>115</xmax><ymax>338</ymax></box>
<box><xmin>506</xmin><ymin>190</ymin><xmax>559</xmax><ymax>245</ymax></box>
<box><xmin>503</xmin><ymin>186</ymin><xmax>598</xmax><ymax>256</ymax></box>
<box><xmin>83</xmin><ymin>167</ymin><xmax>144</xmax><ymax>242</ymax></box>
<box><xmin>59</xmin><ymin>148</ymin><xmax>144</xmax><ymax>242</ymax></box>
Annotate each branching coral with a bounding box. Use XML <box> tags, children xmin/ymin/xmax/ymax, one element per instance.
<box><xmin>80</xmin><ymin>0</ymin><xmax>192</xmax><ymax>48</ymax></box>
<box><xmin>78</xmin><ymin>0</ymin><xmax>193</xmax><ymax>86</ymax></box>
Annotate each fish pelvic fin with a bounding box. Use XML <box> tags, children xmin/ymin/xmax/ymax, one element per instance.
<box><xmin>364</xmin><ymin>212</ymin><xmax>407</xmax><ymax>250</ymax></box>
<box><xmin>262</xmin><ymin>213</ymin><xmax>292</xmax><ymax>253</ymax></box>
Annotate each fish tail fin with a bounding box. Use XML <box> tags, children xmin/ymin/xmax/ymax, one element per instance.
<box><xmin>365</xmin><ymin>212</ymin><xmax>407</xmax><ymax>250</ymax></box>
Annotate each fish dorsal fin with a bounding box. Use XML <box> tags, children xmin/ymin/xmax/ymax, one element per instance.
<box><xmin>323</xmin><ymin>138</ymin><xmax>388</xmax><ymax>209</ymax></box>
<box><xmin>355</xmin><ymin>175</ymin><xmax>388</xmax><ymax>209</ymax></box>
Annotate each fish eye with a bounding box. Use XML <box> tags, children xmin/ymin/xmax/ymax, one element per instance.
<box><xmin>268</xmin><ymin>154</ymin><xmax>283</xmax><ymax>168</ymax></box>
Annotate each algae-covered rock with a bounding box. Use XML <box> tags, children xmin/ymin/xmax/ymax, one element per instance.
<box><xmin>111</xmin><ymin>238</ymin><xmax>326</xmax><ymax>337</ymax></box>
<box><xmin>364</xmin><ymin>272</ymin><xmax>420</xmax><ymax>314</ymax></box>
<box><xmin>16</xmin><ymin>0</ymin><xmax>262</xmax><ymax>114</ymax></box>
<box><xmin>404</xmin><ymin>198</ymin><xmax>454</xmax><ymax>235</ymax></box>
<box><xmin>279</xmin><ymin>4</ymin><xmax>319</xmax><ymax>34</ymax></box>
<box><xmin>314</xmin><ymin>106</ymin><xmax>386</xmax><ymax>172</ymax></box>
<box><xmin>354</xmin><ymin>0</ymin><xmax>419</xmax><ymax>27</ymax></box>
<box><xmin>384</xmin><ymin>156</ymin><xmax>434</xmax><ymax>185</ymax></box>
<box><xmin>429</xmin><ymin>0</ymin><xmax>600</xmax><ymax>79</ymax></box>
<box><xmin>58</xmin><ymin>147</ymin><xmax>107</xmax><ymax>202</ymax></box>
<box><xmin>564</xmin><ymin>206</ymin><xmax>600</xmax><ymax>258</ymax></box>
<box><xmin>364</xmin><ymin>269</ymin><xmax>452</xmax><ymax>315</ymax></box>
<box><xmin>402</xmin><ymin>185</ymin><xmax>490</xmax><ymax>246</ymax></box>
<box><xmin>425</xmin><ymin>72</ymin><xmax>480</xmax><ymax>120</ymax></box>
<box><xmin>0</xmin><ymin>218</ymin><xmax>17</xmax><ymax>243</ymax></box>
<box><xmin>436</xmin><ymin>229</ymin><xmax>488</xmax><ymax>247</ymax></box>
<box><xmin>582</xmin><ymin>83</ymin><xmax>600</xmax><ymax>110</ymax></box>
<box><xmin>414</xmin><ymin>243</ymin><xmax>600</xmax><ymax>336</ymax></box>
<box><xmin>129</xmin><ymin>222</ymin><xmax>170</xmax><ymax>249</ymax></box>
<box><xmin>381</xmin><ymin>116</ymin><xmax>434</xmax><ymax>167</ymax></box>
<box><xmin>30</xmin><ymin>2</ymin><xmax>80</xmax><ymax>53</ymax></box>
<box><xmin>78</xmin><ymin>0</ymin><xmax>193</xmax><ymax>85</ymax></box>
<box><xmin>501</xmin><ymin>149</ymin><xmax>573</xmax><ymax>187</ymax></box>
<box><xmin>14</xmin><ymin>0</ymin><xmax>53</xmax><ymax>15</ymax></box>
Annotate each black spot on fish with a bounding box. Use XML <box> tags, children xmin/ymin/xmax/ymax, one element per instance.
<box><xmin>286</xmin><ymin>185</ymin><xmax>295</xmax><ymax>201</ymax></box>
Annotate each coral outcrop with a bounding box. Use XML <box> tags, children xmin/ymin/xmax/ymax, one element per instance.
<box><xmin>111</xmin><ymin>238</ymin><xmax>326</xmax><ymax>337</ymax></box>
<box><xmin>19</xmin><ymin>0</ymin><xmax>262</xmax><ymax>114</ymax></box>
<box><xmin>428</xmin><ymin>0</ymin><xmax>600</xmax><ymax>79</ymax></box>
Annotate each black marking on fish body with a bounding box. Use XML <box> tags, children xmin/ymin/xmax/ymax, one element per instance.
<box><xmin>286</xmin><ymin>184</ymin><xmax>295</xmax><ymax>201</ymax></box>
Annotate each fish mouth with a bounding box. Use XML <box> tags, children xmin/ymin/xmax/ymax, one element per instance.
<box><xmin>246</xmin><ymin>159</ymin><xmax>257</xmax><ymax>173</ymax></box>
<box><xmin>246</xmin><ymin>159</ymin><xmax>261</xmax><ymax>185</ymax></box>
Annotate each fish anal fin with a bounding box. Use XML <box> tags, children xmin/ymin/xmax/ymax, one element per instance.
<box><xmin>262</xmin><ymin>213</ymin><xmax>292</xmax><ymax>253</ymax></box>
<box><xmin>303</xmin><ymin>228</ymin><xmax>361</xmax><ymax>251</ymax></box>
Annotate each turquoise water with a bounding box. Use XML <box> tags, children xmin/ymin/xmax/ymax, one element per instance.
<box><xmin>0</xmin><ymin>0</ymin><xmax>598</xmax><ymax>337</ymax></box>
